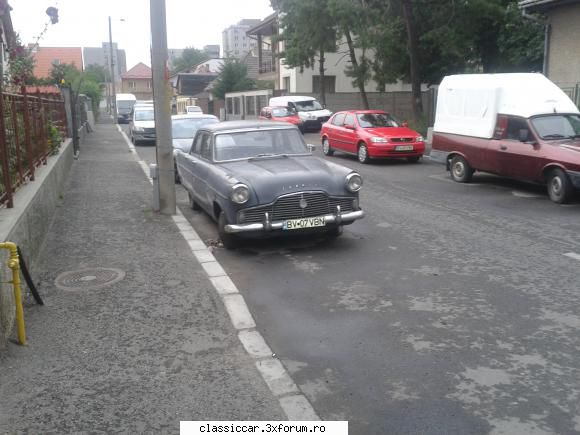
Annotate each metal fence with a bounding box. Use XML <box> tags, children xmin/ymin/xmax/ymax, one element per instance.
<box><xmin>0</xmin><ymin>89</ymin><xmax>67</xmax><ymax>208</ymax></box>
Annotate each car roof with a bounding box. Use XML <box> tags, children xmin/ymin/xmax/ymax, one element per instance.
<box><xmin>335</xmin><ymin>110</ymin><xmax>388</xmax><ymax>115</ymax></box>
<box><xmin>271</xmin><ymin>96</ymin><xmax>315</xmax><ymax>103</ymax></box>
<box><xmin>171</xmin><ymin>114</ymin><xmax>218</xmax><ymax>120</ymax></box>
<box><xmin>201</xmin><ymin>120</ymin><xmax>296</xmax><ymax>133</ymax></box>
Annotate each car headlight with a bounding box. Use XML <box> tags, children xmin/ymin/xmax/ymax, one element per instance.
<box><xmin>345</xmin><ymin>173</ymin><xmax>363</xmax><ymax>192</ymax></box>
<box><xmin>133</xmin><ymin>127</ymin><xmax>144</xmax><ymax>132</ymax></box>
<box><xmin>230</xmin><ymin>183</ymin><xmax>250</xmax><ymax>204</ymax></box>
<box><xmin>370</xmin><ymin>137</ymin><xmax>388</xmax><ymax>143</ymax></box>
<box><xmin>416</xmin><ymin>136</ymin><xmax>424</xmax><ymax>142</ymax></box>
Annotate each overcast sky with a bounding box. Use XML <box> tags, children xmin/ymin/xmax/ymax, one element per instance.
<box><xmin>11</xmin><ymin>0</ymin><xmax>274</xmax><ymax>69</ymax></box>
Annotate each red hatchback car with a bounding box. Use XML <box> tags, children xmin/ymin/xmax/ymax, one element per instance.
<box><xmin>259</xmin><ymin>106</ymin><xmax>304</xmax><ymax>132</ymax></box>
<box><xmin>321</xmin><ymin>110</ymin><xmax>425</xmax><ymax>163</ymax></box>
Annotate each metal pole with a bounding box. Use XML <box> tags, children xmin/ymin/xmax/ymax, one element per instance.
<box><xmin>150</xmin><ymin>0</ymin><xmax>176</xmax><ymax>215</ymax></box>
<box><xmin>108</xmin><ymin>16</ymin><xmax>117</xmax><ymax>121</ymax></box>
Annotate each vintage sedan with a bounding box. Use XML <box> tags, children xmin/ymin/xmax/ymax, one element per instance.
<box><xmin>175</xmin><ymin>121</ymin><xmax>365</xmax><ymax>249</ymax></box>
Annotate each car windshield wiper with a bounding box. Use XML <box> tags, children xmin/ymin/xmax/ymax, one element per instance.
<box><xmin>249</xmin><ymin>153</ymin><xmax>289</xmax><ymax>160</ymax></box>
<box><xmin>542</xmin><ymin>134</ymin><xmax>571</xmax><ymax>139</ymax></box>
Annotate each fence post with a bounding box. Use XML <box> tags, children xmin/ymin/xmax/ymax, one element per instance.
<box><xmin>11</xmin><ymin>98</ymin><xmax>24</xmax><ymax>185</ymax></box>
<box><xmin>20</xmin><ymin>86</ymin><xmax>35</xmax><ymax>181</ymax></box>
<box><xmin>0</xmin><ymin>93</ymin><xmax>14</xmax><ymax>208</ymax></box>
<box><xmin>36</xmin><ymin>89</ymin><xmax>48</xmax><ymax>163</ymax></box>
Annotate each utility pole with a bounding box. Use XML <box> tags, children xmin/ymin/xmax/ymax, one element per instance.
<box><xmin>150</xmin><ymin>0</ymin><xmax>176</xmax><ymax>214</ymax></box>
<box><xmin>108</xmin><ymin>16</ymin><xmax>117</xmax><ymax>119</ymax></box>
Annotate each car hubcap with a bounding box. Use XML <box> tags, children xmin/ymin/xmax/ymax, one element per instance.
<box><xmin>551</xmin><ymin>177</ymin><xmax>562</xmax><ymax>196</ymax></box>
<box><xmin>359</xmin><ymin>146</ymin><xmax>367</xmax><ymax>161</ymax></box>
<box><xmin>453</xmin><ymin>161</ymin><xmax>465</xmax><ymax>178</ymax></box>
<box><xmin>323</xmin><ymin>140</ymin><xmax>329</xmax><ymax>153</ymax></box>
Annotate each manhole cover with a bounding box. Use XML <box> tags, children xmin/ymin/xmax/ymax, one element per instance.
<box><xmin>55</xmin><ymin>268</ymin><xmax>125</xmax><ymax>291</ymax></box>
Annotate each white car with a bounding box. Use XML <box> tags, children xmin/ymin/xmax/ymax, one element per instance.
<box><xmin>171</xmin><ymin>114</ymin><xmax>219</xmax><ymax>182</ymax></box>
<box><xmin>185</xmin><ymin>105</ymin><xmax>203</xmax><ymax>114</ymax></box>
<box><xmin>130</xmin><ymin>106</ymin><xmax>156</xmax><ymax>145</ymax></box>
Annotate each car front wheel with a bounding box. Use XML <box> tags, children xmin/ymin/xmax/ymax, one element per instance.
<box><xmin>450</xmin><ymin>155</ymin><xmax>473</xmax><ymax>183</ymax></box>
<box><xmin>322</xmin><ymin>137</ymin><xmax>334</xmax><ymax>156</ymax></box>
<box><xmin>188</xmin><ymin>192</ymin><xmax>201</xmax><ymax>211</ymax></box>
<box><xmin>218</xmin><ymin>212</ymin><xmax>240</xmax><ymax>250</ymax></box>
<box><xmin>358</xmin><ymin>143</ymin><xmax>370</xmax><ymax>164</ymax></box>
<box><xmin>547</xmin><ymin>168</ymin><xmax>573</xmax><ymax>204</ymax></box>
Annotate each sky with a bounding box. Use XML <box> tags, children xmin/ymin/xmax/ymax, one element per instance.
<box><xmin>11</xmin><ymin>0</ymin><xmax>275</xmax><ymax>69</ymax></box>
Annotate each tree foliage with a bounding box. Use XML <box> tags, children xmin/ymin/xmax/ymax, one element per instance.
<box><xmin>171</xmin><ymin>47</ymin><xmax>210</xmax><ymax>74</ymax></box>
<box><xmin>211</xmin><ymin>59</ymin><xmax>256</xmax><ymax>99</ymax></box>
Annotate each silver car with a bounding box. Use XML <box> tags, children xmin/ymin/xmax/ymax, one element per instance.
<box><xmin>172</xmin><ymin>114</ymin><xmax>219</xmax><ymax>183</ymax></box>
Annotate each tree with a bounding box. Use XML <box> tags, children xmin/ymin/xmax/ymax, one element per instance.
<box><xmin>171</xmin><ymin>47</ymin><xmax>210</xmax><ymax>74</ymax></box>
<box><xmin>49</xmin><ymin>63</ymin><xmax>80</xmax><ymax>85</ymax></box>
<box><xmin>273</xmin><ymin>0</ymin><xmax>337</xmax><ymax>106</ymax></box>
<box><xmin>211</xmin><ymin>59</ymin><xmax>255</xmax><ymax>99</ymax></box>
<box><xmin>84</xmin><ymin>63</ymin><xmax>109</xmax><ymax>84</ymax></box>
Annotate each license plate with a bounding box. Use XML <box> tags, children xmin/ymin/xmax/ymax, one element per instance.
<box><xmin>283</xmin><ymin>216</ymin><xmax>326</xmax><ymax>230</ymax></box>
<box><xmin>395</xmin><ymin>145</ymin><xmax>414</xmax><ymax>151</ymax></box>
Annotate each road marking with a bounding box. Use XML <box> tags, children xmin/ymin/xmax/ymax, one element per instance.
<box><xmin>564</xmin><ymin>252</ymin><xmax>580</xmax><ymax>261</ymax></box>
<box><xmin>117</xmin><ymin>123</ymin><xmax>320</xmax><ymax>421</ymax></box>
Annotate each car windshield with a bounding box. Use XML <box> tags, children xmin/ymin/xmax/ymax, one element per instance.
<box><xmin>294</xmin><ymin>100</ymin><xmax>323</xmax><ymax>112</ymax></box>
<box><xmin>214</xmin><ymin>129</ymin><xmax>308</xmax><ymax>161</ymax></box>
<box><xmin>187</xmin><ymin>107</ymin><xmax>202</xmax><ymax>113</ymax></box>
<box><xmin>357</xmin><ymin>113</ymin><xmax>400</xmax><ymax>128</ymax></box>
<box><xmin>135</xmin><ymin>110</ymin><xmax>155</xmax><ymax>121</ymax></box>
<box><xmin>531</xmin><ymin>114</ymin><xmax>580</xmax><ymax>139</ymax></box>
<box><xmin>272</xmin><ymin>107</ymin><xmax>295</xmax><ymax>117</ymax></box>
<box><xmin>117</xmin><ymin>101</ymin><xmax>135</xmax><ymax>110</ymax></box>
<box><xmin>172</xmin><ymin>117</ymin><xmax>218</xmax><ymax>139</ymax></box>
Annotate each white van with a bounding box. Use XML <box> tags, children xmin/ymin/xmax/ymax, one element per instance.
<box><xmin>115</xmin><ymin>93</ymin><xmax>137</xmax><ymax>124</ymax></box>
<box><xmin>268</xmin><ymin>96</ymin><xmax>332</xmax><ymax>131</ymax></box>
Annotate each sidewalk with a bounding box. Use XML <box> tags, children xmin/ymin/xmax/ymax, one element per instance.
<box><xmin>0</xmin><ymin>117</ymin><xmax>284</xmax><ymax>432</ymax></box>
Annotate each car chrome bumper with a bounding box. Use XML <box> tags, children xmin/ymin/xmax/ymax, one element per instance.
<box><xmin>224</xmin><ymin>209</ymin><xmax>365</xmax><ymax>234</ymax></box>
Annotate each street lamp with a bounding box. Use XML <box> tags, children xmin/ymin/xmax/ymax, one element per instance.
<box><xmin>108</xmin><ymin>16</ymin><xmax>125</xmax><ymax>120</ymax></box>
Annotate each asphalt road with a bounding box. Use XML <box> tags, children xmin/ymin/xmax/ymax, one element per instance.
<box><xmin>128</xmin><ymin>126</ymin><xmax>580</xmax><ymax>435</ymax></box>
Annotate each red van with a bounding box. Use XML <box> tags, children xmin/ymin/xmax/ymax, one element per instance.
<box><xmin>259</xmin><ymin>106</ymin><xmax>304</xmax><ymax>132</ymax></box>
<box><xmin>431</xmin><ymin>73</ymin><xmax>580</xmax><ymax>204</ymax></box>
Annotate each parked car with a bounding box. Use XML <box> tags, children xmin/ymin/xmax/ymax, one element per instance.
<box><xmin>269</xmin><ymin>96</ymin><xmax>332</xmax><ymax>131</ymax></box>
<box><xmin>130</xmin><ymin>105</ymin><xmax>156</xmax><ymax>145</ymax></box>
<box><xmin>175</xmin><ymin>121</ymin><xmax>365</xmax><ymax>249</ymax></box>
<box><xmin>259</xmin><ymin>106</ymin><xmax>304</xmax><ymax>131</ymax></box>
<box><xmin>171</xmin><ymin>114</ymin><xmax>219</xmax><ymax>183</ymax></box>
<box><xmin>186</xmin><ymin>105</ymin><xmax>203</xmax><ymax>114</ymax></box>
<box><xmin>321</xmin><ymin>110</ymin><xmax>425</xmax><ymax>163</ymax></box>
<box><xmin>115</xmin><ymin>93</ymin><xmax>136</xmax><ymax>124</ymax></box>
<box><xmin>431</xmin><ymin>73</ymin><xmax>580</xmax><ymax>204</ymax></box>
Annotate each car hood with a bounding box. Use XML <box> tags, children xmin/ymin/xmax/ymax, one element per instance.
<box><xmin>219</xmin><ymin>155</ymin><xmax>353</xmax><ymax>204</ymax></box>
<box><xmin>134</xmin><ymin>120</ymin><xmax>155</xmax><ymax>128</ymax></box>
<box><xmin>273</xmin><ymin>115</ymin><xmax>301</xmax><ymax>124</ymax></box>
<box><xmin>364</xmin><ymin>126</ymin><xmax>420</xmax><ymax>138</ymax></box>
<box><xmin>172</xmin><ymin>138</ymin><xmax>193</xmax><ymax>152</ymax></box>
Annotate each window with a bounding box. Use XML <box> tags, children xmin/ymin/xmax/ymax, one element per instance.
<box><xmin>332</xmin><ymin>113</ymin><xmax>346</xmax><ymax>126</ymax></box>
<box><xmin>246</xmin><ymin>96</ymin><xmax>256</xmax><ymax>115</ymax></box>
<box><xmin>200</xmin><ymin>133</ymin><xmax>212</xmax><ymax>160</ymax></box>
<box><xmin>146</xmin><ymin>81</ymin><xmax>151</xmax><ymax>89</ymax></box>
<box><xmin>505</xmin><ymin>117</ymin><xmax>530</xmax><ymax>141</ymax></box>
<box><xmin>312</xmin><ymin>75</ymin><xmax>336</xmax><ymax>94</ymax></box>
<box><xmin>234</xmin><ymin>97</ymin><xmax>240</xmax><ymax>115</ymax></box>
<box><xmin>52</xmin><ymin>59</ymin><xmax>61</xmax><ymax>66</ymax></box>
<box><xmin>344</xmin><ymin>114</ymin><xmax>355</xmax><ymax>128</ymax></box>
<box><xmin>226</xmin><ymin>98</ymin><xmax>233</xmax><ymax>115</ymax></box>
<box><xmin>129</xmin><ymin>81</ymin><xmax>137</xmax><ymax>89</ymax></box>
<box><xmin>191</xmin><ymin>133</ymin><xmax>203</xmax><ymax>155</ymax></box>
<box><xmin>283</xmin><ymin>77</ymin><xmax>290</xmax><ymax>91</ymax></box>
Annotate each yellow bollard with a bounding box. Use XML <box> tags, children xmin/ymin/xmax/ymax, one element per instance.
<box><xmin>0</xmin><ymin>242</ymin><xmax>26</xmax><ymax>345</ymax></box>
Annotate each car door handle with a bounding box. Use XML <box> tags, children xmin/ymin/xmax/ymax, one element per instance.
<box><xmin>500</xmin><ymin>145</ymin><xmax>507</xmax><ymax>150</ymax></box>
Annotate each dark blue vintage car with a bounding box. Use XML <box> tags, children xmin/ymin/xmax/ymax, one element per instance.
<box><xmin>175</xmin><ymin>121</ymin><xmax>365</xmax><ymax>248</ymax></box>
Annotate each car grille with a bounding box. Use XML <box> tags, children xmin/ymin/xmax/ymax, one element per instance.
<box><xmin>143</xmin><ymin>127</ymin><xmax>156</xmax><ymax>134</ymax></box>
<box><xmin>240</xmin><ymin>192</ymin><xmax>355</xmax><ymax>224</ymax></box>
<box><xmin>391</xmin><ymin>137</ymin><xmax>414</xmax><ymax>143</ymax></box>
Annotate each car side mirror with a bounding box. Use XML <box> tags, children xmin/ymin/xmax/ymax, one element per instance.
<box><xmin>307</xmin><ymin>144</ymin><xmax>316</xmax><ymax>152</ymax></box>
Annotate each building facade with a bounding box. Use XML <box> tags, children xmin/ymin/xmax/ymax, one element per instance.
<box><xmin>83</xmin><ymin>43</ymin><xmax>127</xmax><ymax>82</ymax></box>
<box><xmin>203</xmin><ymin>45</ymin><xmax>220</xmax><ymax>59</ymax></box>
<box><xmin>30</xmin><ymin>46</ymin><xmax>84</xmax><ymax>79</ymax></box>
<box><xmin>120</xmin><ymin>62</ymin><xmax>153</xmax><ymax>100</ymax></box>
<box><xmin>222</xmin><ymin>19</ymin><xmax>261</xmax><ymax>58</ymax></box>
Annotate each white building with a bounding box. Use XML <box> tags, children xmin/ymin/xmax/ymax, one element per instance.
<box><xmin>222</xmin><ymin>19</ymin><xmax>261</xmax><ymax>59</ymax></box>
